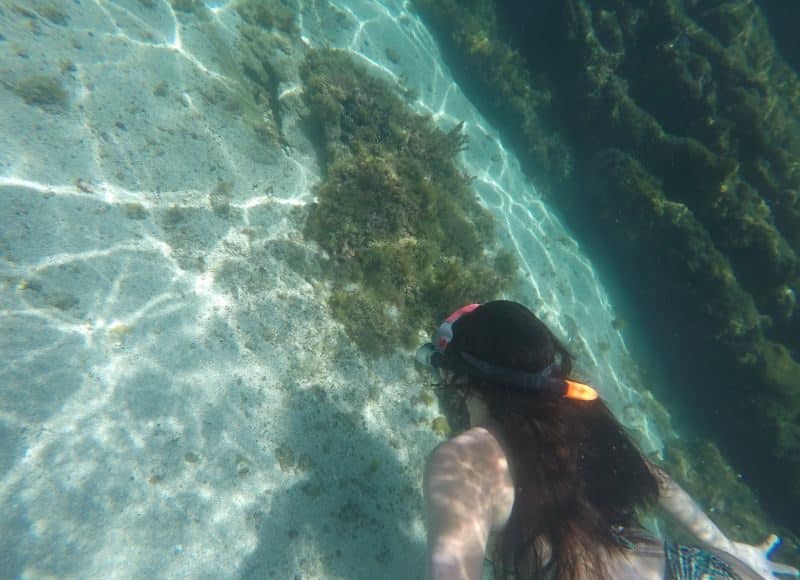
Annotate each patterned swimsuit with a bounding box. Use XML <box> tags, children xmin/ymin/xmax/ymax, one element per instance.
<box><xmin>664</xmin><ymin>541</ymin><xmax>740</xmax><ymax>580</ymax></box>
<box><xmin>611</xmin><ymin>525</ymin><xmax>741</xmax><ymax>580</ymax></box>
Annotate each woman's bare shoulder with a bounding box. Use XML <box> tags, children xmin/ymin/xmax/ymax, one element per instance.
<box><xmin>429</xmin><ymin>427</ymin><xmax>506</xmax><ymax>465</ymax></box>
<box><xmin>427</xmin><ymin>427</ymin><xmax>515</xmax><ymax>529</ymax></box>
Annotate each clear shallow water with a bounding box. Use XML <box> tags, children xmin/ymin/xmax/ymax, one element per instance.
<box><xmin>0</xmin><ymin>1</ymin><xmax>752</xmax><ymax>578</ymax></box>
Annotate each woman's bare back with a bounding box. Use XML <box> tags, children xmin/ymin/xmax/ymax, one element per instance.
<box><xmin>458</xmin><ymin>426</ymin><xmax>667</xmax><ymax>579</ymax></box>
<box><xmin>466</xmin><ymin>427</ymin><xmax>765</xmax><ymax>580</ymax></box>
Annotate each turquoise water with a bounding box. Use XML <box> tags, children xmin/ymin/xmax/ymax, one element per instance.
<box><xmin>1</xmin><ymin>1</ymin><xmax>796</xmax><ymax>578</ymax></box>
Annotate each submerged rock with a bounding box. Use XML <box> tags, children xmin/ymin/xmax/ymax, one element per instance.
<box><xmin>299</xmin><ymin>49</ymin><xmax>518</xmax><ymax>354</ymax></box>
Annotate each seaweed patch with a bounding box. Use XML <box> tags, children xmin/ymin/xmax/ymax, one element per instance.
<box><xmin>300</xmin><ymin>49</ymin><xmax>517</xmax><ymax>354</ymax></box>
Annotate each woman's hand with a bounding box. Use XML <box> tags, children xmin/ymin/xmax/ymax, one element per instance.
<box><xmin>728</xmin><ymin>535</ymin><xmax>799</xmax><ymax>579</ymax></box>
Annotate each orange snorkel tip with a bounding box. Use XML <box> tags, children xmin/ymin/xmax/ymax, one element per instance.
<box><xmin>564</xmin><ymin>380</ymin><xmax>599</xmax><ymax>401</ymax></box>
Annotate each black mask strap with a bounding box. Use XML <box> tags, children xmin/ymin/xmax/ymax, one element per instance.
<box><xmin>459</xmin><ymin>352</ymin><xmax>566</xmax><ymax>396</ymax></box>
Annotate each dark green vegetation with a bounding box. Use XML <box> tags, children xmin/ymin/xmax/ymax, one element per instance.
<box><xmin>412</xmin><ymin>0</ymin><xmax>571</xmax><ymax>182</ymax></box>
<box><xmin>300</xmin><ymin>49</ymin><xmax>516</xmax><ymax>353</ymax></box>
<box><xmin>234</xmin><ymin>0</ymin><xmax>298</xmax><ymax>34</ymax></box>
<box><xmin>414</xmin><ymin>0</ymin><xmax>800</xmax><ymax>551</ymax></box>
<box><xmin>234</xmin><ymin>0</ymin><xmax>299</xmax><ymax>143</ymax></box>
<box><xmin>755</xmin><ymin>1</ymin><xmax>800</xmax><ymax>74</ymax></box>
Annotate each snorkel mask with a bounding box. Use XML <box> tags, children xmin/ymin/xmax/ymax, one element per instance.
<box><xmin>416</xmin><ymin>303</ymin><xmax>599</xmax><ymax>401</ymax></box>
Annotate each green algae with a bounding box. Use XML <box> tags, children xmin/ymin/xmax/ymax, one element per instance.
<box><xmin>169</xmin><ymin>0</ymin><xmax>294</xmax><ymax>147</ymax></box>
<box><xmin>300</xmin><ymin>48</ymin><xmax>516</xmax><ymax>354</ymax></box>
<box><xmin>431</xmin><ymin>416</ymin><xmax>451</xmax><ymax>438</ymax></box>
<box><xmin>753</xmin><ymin>341</ymin><xmax>800</xmax><ymax>495</ymax></box>
<box><xmin>412</xmin><ymin>0</ymin><xmax>569</xmax><ymax>188</ymax></box>
<box><xmin>124</xmin><ymin>202</ymin><xmax>149</xmax><ymax>220</ymax></box>
<box><xmin>274</xmin><ymin>443</ymin><xmax>295</xmax><ymax>471</ymax></box>
<box><xmin>209</xmin><ymin>179</ymin><xmax>233</xmax><ymax>217</ymax></box>
<box><xmin>411</xmin><ymin>390</ymin><xmax>435</xmax><ymax>407</ymax></box>
<box><xmin>235</xmin><ymin>0</ymin><xmax>297</xmax><ymax>34</ymax></box>
<box><xmin>235</xmin><ymin>453</ymin><xmax>251</xmax><ymax>477</ymax></box>
<box><xmin>231</xmin><ymin>0</ymin><xmax>300</xmax><ymax>142</ymax></box>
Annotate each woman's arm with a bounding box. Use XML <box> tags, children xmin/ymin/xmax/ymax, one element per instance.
<box><xmin>651</xmin><ymin>465</ymin><xmax>735</xmax><ymax>553</ymax></box>
<box><xmin>423</xmin><ymin>429</ymin><xmax>504</xmax><ymax>580</ymax></box>
<box><xmin>652</xmin><ymin>465</ymin><xmax>799</xmax><ymax>579</ymax></box>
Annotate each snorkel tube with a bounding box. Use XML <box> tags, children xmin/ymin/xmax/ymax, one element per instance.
<box><xmin>416</xmin><ymin>304</ymin><xmax>599</xmax><ymax>402</ymax></box>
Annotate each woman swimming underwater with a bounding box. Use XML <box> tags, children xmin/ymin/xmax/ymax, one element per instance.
<box><xmin>419</xmin><ymin>301</ymin><xmax>799</xmax><ymax>580</ymax></box>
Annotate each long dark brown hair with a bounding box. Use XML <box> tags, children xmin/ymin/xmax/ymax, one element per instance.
<box><xmin>441</xmin><ymin>301</ymin><xmax>659</xmax><ymax>580</ymax></box>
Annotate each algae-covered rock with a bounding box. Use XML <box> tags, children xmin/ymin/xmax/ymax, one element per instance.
<box><xmin>300</xmin><ymin>49</ymin><xmax>516</xmax><ymax>354</ymax></box>
<box><xmin>235</xmin><ymin>0</ymin><xmax>298</xmax><ymax>34</ymax></box>
<box><xmin>431</xmin><ymin>416</ymin><xmax>452</xmax><ymax>438</ymax></box>
<box><xmin>413</xmin><ymin>0</ymin><xmax>569</xmax><ymax>187</ymax></box>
